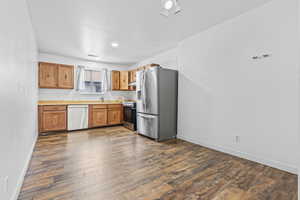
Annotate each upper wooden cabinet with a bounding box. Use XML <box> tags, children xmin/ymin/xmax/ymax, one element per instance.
<box><xmin>39</xmin><ymin>62</ymin><xmax>58</xmax><ymax>88</ymax></box>
<box><xmin>129</xmin><ymin>70</ymin><xmax>137</xmax><ymax>91</ymax></box>
<box><xmin>39</xmin><ymin>62</ymin><xmax>74</xmax><ymax>89</ymax></box>
<box><xmin>120</xmin><ymin>71</ymin><xmax>129</xmax><ymax>90</ymax></box>
<box><xmin>111</xmin><ymin>69</ymin><xmax>136</xmax><ymax>91</ymax></box>
<box><xmin>111</xmin><ymin>71</ymin><xmax>120</xmax><ymax>90</ymax></box>
<box><xmin>58</xmin><ymin>64</ymin><xmax>74</xmax><ymax>89</ymax></box>
<box><xmin>129</xmin><ymin>70</ymin><xmax>137</xmax><ymax>83</ymax></box>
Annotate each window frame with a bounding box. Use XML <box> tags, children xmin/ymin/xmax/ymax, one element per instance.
<box><xmin>77</xmin><ymin>66</ymin><xmax>106</xmax><ymax>95</ymax></box>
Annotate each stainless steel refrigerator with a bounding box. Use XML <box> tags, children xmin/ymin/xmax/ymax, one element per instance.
<box><xmin>136</xmin><ymin>66</ymin><xmax>178</xmax><ymax>141</ymax></box>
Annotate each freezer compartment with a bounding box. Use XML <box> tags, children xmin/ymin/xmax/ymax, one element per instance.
<box><xmin>137</xmin><ymin>113</ymin><xmax>159</xmax><ymax>139</ymax></box>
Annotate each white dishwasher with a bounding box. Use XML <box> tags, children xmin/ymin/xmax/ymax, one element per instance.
<box><xmin>68</xmin><ymin>105</ymin><xmax>89</xmax><ymax>131</ymax></box>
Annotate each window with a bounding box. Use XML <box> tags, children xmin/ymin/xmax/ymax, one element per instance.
<box><xmin>76</xmin><ymin>66</ymin><xmax>109</xmax><ymax>94</ymax></box>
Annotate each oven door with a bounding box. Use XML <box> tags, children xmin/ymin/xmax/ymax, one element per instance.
<box><xmin>124</xmin><ymin>107</ymin><xmax>134</xmax><ymax>123</ymax></box>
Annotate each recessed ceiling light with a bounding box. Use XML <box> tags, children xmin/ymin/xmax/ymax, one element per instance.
<box><xmin>111</xmin><ymin>42</ymin><xmax>119</xmax><ymax>48</ymax></box>
<box><xmin>164</xmin><ymin>0</ymin><xmax>174</xmax><ymax>10</ymax></box>
<box><xmin>161</xmin><ymin>0</ymin><xmax>181</xmax><ymax>17</ymax></box>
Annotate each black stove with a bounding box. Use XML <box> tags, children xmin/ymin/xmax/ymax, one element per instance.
<box><xmin>123</xmin><ymin>102</ymin><xmax>137</xmax><ymax>131</ymax></box>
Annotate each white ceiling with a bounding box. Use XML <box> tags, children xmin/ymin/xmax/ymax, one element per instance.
<box><xmin>28</xmin><ymin>0</ymin><xmax>271</xmax><ymax>65</ymax></box>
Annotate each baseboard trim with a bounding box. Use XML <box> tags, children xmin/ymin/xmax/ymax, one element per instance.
<box><xmin>177</xmin><ymin>134</ymin><xmax>298</xmax><ymax>174</ymax></box>
<box><xmin>11</xmin><ymin>133</ymin><xmax>38</xmax><ymax>200</ymax></box>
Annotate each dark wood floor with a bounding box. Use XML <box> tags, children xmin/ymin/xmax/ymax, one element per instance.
<box><xmin>18</xmin><ymin>126</ymin><xmax>297</xmax><ymax>200</ymax></box>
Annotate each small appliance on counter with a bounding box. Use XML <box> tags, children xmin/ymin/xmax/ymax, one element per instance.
<box><xmin>123</xmin><ymin>102</ymin><xmax>137</xmax><ymax>131</ymax></box>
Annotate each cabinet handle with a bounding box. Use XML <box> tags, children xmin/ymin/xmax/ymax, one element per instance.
<box><xmin>65</xmin><ymin>75</ymin><xmax>67</xmax><ymax>79</ymax></box>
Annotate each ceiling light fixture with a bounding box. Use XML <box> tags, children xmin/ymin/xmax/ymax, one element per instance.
<box><xmin>160</xmin><ymin>0</ymin><xmax>181</xmax><ymax>17</ymax></box>
<box><xmin>164</xmin><ymin>0</ymin><xmax>174</xmax><ymax>10</ymax></box>
<box><xmin>88</xmin><ymin>54</ymin><xmax>99</xmax><ymax>58</ymax></box>
<box><xmin>111</xmin><ymin>42</ymin><xmax>119</xmax><ymax>48</ymax></box>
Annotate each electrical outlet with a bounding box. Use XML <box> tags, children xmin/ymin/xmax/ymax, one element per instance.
<box><xmin>4</xmin><ymin>176</ymin><xmax>8</xmax><ymax>193</ymax></box>
<box><xmin>235</xmin><ymin>136</ymin><xmax>240</xmax><ymax>143</ymax></box>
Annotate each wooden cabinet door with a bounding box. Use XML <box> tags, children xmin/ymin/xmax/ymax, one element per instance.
<box><xmin>58</xmin><ymin>65</ymin><xmax>74</xmax><ymax>89</ymax></box>
<box><xmin>129</xmin><ymin>70</ymin><xmax>137</xmax><ymax>91</ymax></box>
<box><xmin>91</xmin><ymin>109</ymin><xmax>108</xmax><ymax>127</ymax></box>
<box><xmin>41</xmin><ymin>111</ymin><xmax>67</xmax><ymax>132</ymax></box>
<box><xmin>129</xmin><ymin>70</ymin><xmax>137</xmax><ymax>83</ymax></box>
<box><xmin>120</xmin><ymin>71</ymin><xmax>129</xmax><ymax>90</ymax></box>
<box><xmin>111</xmin><ymin>71</ymin><xmax>120</xmax><ymax>90</ymax></box>
<box><xmin>132</xmin><ymin>70</ymin><xmax>137</xmax><ymax>82</ymax></box>
<box><xmin>108</xmin><ymin>108</ymin><xmax>122</xmax><ymax>125</ymax></box>
<box><xmin>39</xmin><ymin>62</ymin><xmax>58</xmax><ymax>88</ymax></box>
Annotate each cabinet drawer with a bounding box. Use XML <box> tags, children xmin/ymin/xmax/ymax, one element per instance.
<box><xmin>92</xmin><ymin>104</ymin><xmax>107</xmax><ymax>109</ymax></box>
<box><xmin>42</xmin><ymin>105</ymin><xmax>67</xmax><ymax>111</ymax></box>
<box><xmin>108</xmin><ymin>104</ymin><xmax>122</xmax><ymax>109</ymax></box>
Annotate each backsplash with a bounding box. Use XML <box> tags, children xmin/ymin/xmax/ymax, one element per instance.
<box><xmin>39</xmin><ymin>89</ymin><xmax>136</xmax><ymax>101</ymax></box>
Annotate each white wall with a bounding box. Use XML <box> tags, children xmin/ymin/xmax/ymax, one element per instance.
<box><xmin>39</xmin><ymin>53</ymin><xmax>135</xmax><ymax>101</ymax></box>
<box><xmin>0</xmin><ymin>0</ymin><xmax>38</xmax><ymax>199</ymax></box>
<box><xmin>137</xmin><ymin>0</ymin><xmax>299</xmax><ymax>173</ymax></box>
<box><xmin>130</xmin><ymin>48</ymin><xmax>179</xmax><ymax>70</ymax></box>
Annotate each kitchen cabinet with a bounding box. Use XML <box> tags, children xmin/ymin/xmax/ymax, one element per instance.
<box><xmin>129</xmin><ymin>70</ymin><xmax>137</xmax><ymax>91</ymax></box>
<box><xmin>107</xmin><ymin>105</ymin><xmax>123</xmax><ymax>125</ymax></box>
<box><xmin>111</xmin><ymin>70</ymin><xmax>136</xmax><ymax>91</ymax></box>
<box><xmin>89</xmin><ymin>104</ymin><xmax>123</xmax><ymax>128</ymax></box>
<box><xmin>120</xmin><ymin>71</ymin><xmax>129</xmax><ymax>90</ymax></box>
<box><xmin>111</xmin><ymin>71</ymin><xmax>120</xmax><ymax>90</ymax></box>
<box><xmin>39</xmin><ymin>105</ymin><xmax>67</xmax><ymax>133</ymax></box>
<box><xmin>89</xmin><ymin>105</ymin><xmax>108</xmax><ymax>128</ymax></box>
<box><xmin>38</xmin><ymin>103</ymin><xmax>124</xmax><ymax>133</ymax></box>
<box><xmin>58</xmin><ymin>64</ymin><xmax>74</xmax><ymax>89</ymax></box>
<box><xmin>129</xmin><ymin>70</ymin><xmax>137</xmax><ymax>83</ymax></box>
<box><xmin>39</xmin><ymin>62</ymin><xmax>74</xmax><ymax>89</ymax></box>
<box><xmin>39</xmin><ymin>62</ymin><xmax>58</xmax><ymax>88</ymax></box>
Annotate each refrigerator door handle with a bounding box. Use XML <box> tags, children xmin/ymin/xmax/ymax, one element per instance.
<box><xmin>142</xmin><ymin>70</ymin><xmax>147</xmax><ymax>110</ymax></box>
<box><xmin>139</xmin><ymin>114</ymin><xmax>156</xmax><ymax>119</ymax></box>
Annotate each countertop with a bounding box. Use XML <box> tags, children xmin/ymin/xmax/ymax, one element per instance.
<box><xmin>38</xmin><ymin>100</ymin><xmax>124</xmax><ymax>106</ymax></box>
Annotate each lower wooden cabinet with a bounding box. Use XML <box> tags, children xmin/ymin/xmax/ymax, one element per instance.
<box><xmin>89</xmin><ymin>106</ymin><xmax>108</xmax><ymax>128</ymax></box>
<box><xmin>89</xmin><ymin>104</ymin><xmax>123</xmax><ymax>128</ymax></box>
<box><xmin>39</xmin><ymin>105</ymin><xmax>67</xmax><ymax>133</ymax></box>
<box><xmin>39</xmin><ymin>104</ymin><xmax>123</xmax><ymax>133</ymax></box>
<box><xmin>108</xmin><ymin>106</ymin><xmax>122</xmax><ymax>125</ymax></box>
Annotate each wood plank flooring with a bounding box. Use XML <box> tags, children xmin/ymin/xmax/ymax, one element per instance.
<box><xmin>18</xmin><ymin>126</ymin><xmax>297</xmax><ymax>200</ymax></box>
